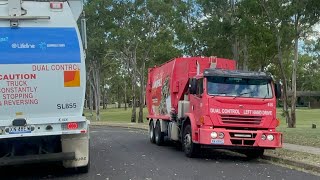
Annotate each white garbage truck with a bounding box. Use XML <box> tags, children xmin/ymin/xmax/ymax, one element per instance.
<box><xmin>0</xmin><ymin>0</ymin><xmax>90</xmax><ymax>172</ymax></box>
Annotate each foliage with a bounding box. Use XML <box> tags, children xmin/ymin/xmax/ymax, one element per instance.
<box><xmin>84</xmin><ymin>0</ymin><xmax>320</xmax><ymax>125</ymax></box>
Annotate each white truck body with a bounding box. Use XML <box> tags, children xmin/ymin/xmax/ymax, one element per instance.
<box><xmin>0</xmin><ymin>0</ymin><xmax>89</xmax><ymax>171</ymax></box>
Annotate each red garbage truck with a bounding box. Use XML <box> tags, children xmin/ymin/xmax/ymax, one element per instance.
<box><xmin>146</xmin><ymin>56</ymin><xmax>282</xmax><ymax>158</ymax></box>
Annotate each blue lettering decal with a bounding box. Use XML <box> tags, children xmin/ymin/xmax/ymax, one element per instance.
<box><xmin>0</xmin><ymin>27</ymin><xmax>81</xmax><ymax>64</ymax></box>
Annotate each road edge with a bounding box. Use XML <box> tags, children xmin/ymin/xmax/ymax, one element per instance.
<box><xmin>91</xmin><ymin>122</ymin><xmax>320</xmax><ymax>174</ymax></box>
<box><xmin>261</xmin><ymin>155</ymin><xmax>320</xmax><ymax>174</ymax></box>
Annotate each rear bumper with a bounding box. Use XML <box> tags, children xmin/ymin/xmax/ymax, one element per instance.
<box><xmin>0</xmin><ymin>152</ymin><xmax>75</xmax><ymax>166</ymax></box>
<box><xmin>0</xmin><ymin>129</ymin><xmax>88</xmax><ymax>139</ymax></box>
<box><xmin>0</xmin><ymin>120</ymin><xmax>89</xmax><ymax>139</ymax></box>
<box><xmin>198</xmin><ymin>128</ymin><xmax>282</xmax><ymax>148</ymax></box>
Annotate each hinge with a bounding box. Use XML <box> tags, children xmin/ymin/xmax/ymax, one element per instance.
<box><xmin>8</xmin><ymin>0</ymin><xmax>22</xmax><ymax>27</ymax></box>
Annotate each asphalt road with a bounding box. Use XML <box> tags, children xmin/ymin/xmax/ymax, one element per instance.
<box><xmin>0</xmin><ymin>126</ymin><xmax>319</xmax><ymax>180</ymax></box>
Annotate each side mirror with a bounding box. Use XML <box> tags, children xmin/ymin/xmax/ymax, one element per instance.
<box><xmin>275</xmin><ymin>83</ymin><xmax>282</xmax><ymax>99</ymax></box>
<box><xmin>189</xmin><ymin>78</ymin><xmax>197</xmax><ymax>94</ymax></box>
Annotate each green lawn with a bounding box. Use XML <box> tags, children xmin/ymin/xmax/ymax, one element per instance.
<box><xmin>86</xmin><ymin>107</ymin><xmax>320</xmax><ymax>148</ymax></box>
<box><xmin>84</xmin><ymin>108</ymin><xmax>148</xmax><ymax>124</ymax></box>
<box><xmin>277</xmin><ymin>109</ymin><xmax>320</xmax><ymax>148</ymax></box>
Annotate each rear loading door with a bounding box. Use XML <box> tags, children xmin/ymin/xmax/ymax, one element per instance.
<box><xmin>0</xmin><ymin>1</ymin><xmax>85</xmax><ymax>121</ymax></box>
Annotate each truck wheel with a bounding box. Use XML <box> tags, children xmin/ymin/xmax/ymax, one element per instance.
<box><xmin>155</xmin><ymin>121</ymin><xmax>164</xmax><ymax>146</ymax></box>
<box><xmin>243</xmin><ymin>149</ymin><xmax>264</xmax><ymax>160</ymax></box>
<box><xmin>182</xmin><ymin>125</ymin><xmax>199</xmax><ymax>158</ymax></box>
<box><xmin>149</xmin><ymin>121</ymin><xmax>155</xmax><ymax>143</ymax></box>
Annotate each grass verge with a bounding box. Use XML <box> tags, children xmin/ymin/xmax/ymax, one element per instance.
<box><xmin>84</xmin><ymin>108</ymin><xmax>148</xmax><ymax>124</ymax></box>
<box><xmin>277</xmin><ymin>109</ymin><xmax>320</xmax><ymax>148</ymax></box>
<box><xmin>265</xmin><ymin>149</ymin><xmax>320</xmax><ymax>167</ymax></box>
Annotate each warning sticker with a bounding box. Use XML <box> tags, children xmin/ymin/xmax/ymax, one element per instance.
<box><xmin>64</xmin><ymin>71</ymin><xmax>80</xmax><ymax>87</ymax></box>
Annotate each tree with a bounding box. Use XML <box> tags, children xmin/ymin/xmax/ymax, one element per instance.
<box><xmin>198</xmin><ymin>0</ymin><xmax>236</xmax><ymax>58</ymax></box>
<box><xmin>108</xmin><ymin>0</ymin><xmax>181</xmax><ymax>123</ymax></box>
<box><xmin>260</xmin><ymin>0</ymin><xmax>294</xmax><ymax>125</ymax></box>
<box><xmin>83</xmin><ymin>0</ymin><xmax>320</xmax><ymax>127</ymax></box>
<box><xmin>85</xmin><ymin>0</ymin><xmax>113</xmax><ymax>120</ymax></box>
<box><xmin>288</xmin><ymin>0</ymin><xmax>320</xmax><ymax>127</ymax></box>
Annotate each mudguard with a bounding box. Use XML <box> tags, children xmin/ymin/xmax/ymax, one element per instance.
<box><xmin>184</xmin><ymin>113</ymin><xmax>199</xmax><ymax>143</ymax></box>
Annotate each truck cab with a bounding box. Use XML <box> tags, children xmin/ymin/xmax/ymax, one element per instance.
<box><xmin>187</xmin><ymin>68</ymin><xmax>282</xmax><ymax>157</ymax></box>
<box><xmin>0</xmin><ymin>0</ymin><xmax>89</xmax><ymax>172</ymax></box>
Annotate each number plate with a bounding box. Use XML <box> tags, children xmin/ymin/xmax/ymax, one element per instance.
<box><xmin>7</xmin><ymin>126</ymin><xmax>32</xmax><ymax>134</ymax></box>
<box><xmin>211</xmin><ymin>139</ymin><xmax>224</xmax><ymax>145</ymax></box>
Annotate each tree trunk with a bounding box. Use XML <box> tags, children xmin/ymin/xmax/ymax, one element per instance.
<box><xmin>85</xmin><ymin>87</ymin><xmax>89</xmax><ymax>109</ymax></box>
<box><xmin>92</xmin><ymin>86</ymin><xmax>96</xmax><ymax>111</ymax></box>
<box><xmin>243</xmin><ymin>35</ymin><xmax>249</xmax><ymax>71</ymax></box>
<box><xmin>131</xmin><ymin>61</ymin><xmax>137</xmax><ymax>123</ymax></box>
<box><xmin>94</xmin><ymin>67</ymin><xmax>101</xmax><ymax>121</ymax></box>
<box><xmin>232</xmin><ymin>37</ymin><xmax>239</xmax><ymax>63</ymax></box>
<box><xmin>124</xmin><ymin>82</ymin><xmax>127</xmax><ymax>111</ymax></box>
<box><xmin>89</xmin><ymin>83</ymin><xmax>93</xmax><ymax>117</ymax></box>
<box><xmin>131</xmin><ymin>81</ymin><xmax>136</xmax><ymax>123</ymax></box>
<box><xmin>276</xmin><ymin>34</ymin><xmax>290</xmax><ymax>124</ymax></box>
<box><xmin>290</xmin><ymin>20</ymin><xmax>299</xmax><ymax>128</ymax></box>
<box><xmin>138</xmin><ymin>61</ymin><xmax>145</xmax><ymax>123</ymax></box>
<box><xmin>102</xmin><ymin>88</ymin><xmax>106</xmax><ymax>109</ymax></box>
<box><xmin>91</xmin><ymin>61</ymin><xmax>101</xmax><ymax>121</ymax></box>
<box><xmin>117</xmin><ymin>85</ymin><xmax>121</xmax><ymax>108</ymax></box>
<box><xmin>230</xmin><ymin>0</ymin><xmax>239</xmax><ymax>64</ymax></box>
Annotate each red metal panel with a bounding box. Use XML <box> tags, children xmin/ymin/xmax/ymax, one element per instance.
<box><xmin>146</xmin><ymin>56</ymin><xmax>237</xmax><ymax>120</ymax></box>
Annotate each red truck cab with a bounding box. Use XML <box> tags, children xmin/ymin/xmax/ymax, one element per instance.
<box><xmin>146</xmin><ymin>57</ymin><xmax>282</xmax><ymax>158</ymax></box>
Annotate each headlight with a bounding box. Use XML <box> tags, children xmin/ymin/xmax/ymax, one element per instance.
<box><xmin>267</xmin><ymin>134</ymin><xmax>274</xmax><ymax>141</ymax></box>
<box><xmin>211</xmin><ymin>132</ymin><xmax>218</xmax><ymax>139</ymax></box>
<box><xmin>261</xmin><ymin>134</ymin><xmax>267</xmax><ymax>140</ymax></box>
<box><xmin>218</xmin><ymin>132</ymin><xmax>224</xmax><ymax>139</ymax></box>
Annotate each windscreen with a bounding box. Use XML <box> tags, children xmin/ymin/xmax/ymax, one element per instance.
<box><xmin>207</xmin><ymin>76</ymin><xmax>273</xmax><ymax>98</ymax></box>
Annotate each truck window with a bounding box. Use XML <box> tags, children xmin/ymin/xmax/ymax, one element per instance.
<box><xmin>207</xmin><ymin>77</ymin><xmax>272</xmax><ymax>98</ymax></box>
<box><xmin>196</xmin><ymin>78</ymin><xmax>203</xmax><ymax>96</ymax></box>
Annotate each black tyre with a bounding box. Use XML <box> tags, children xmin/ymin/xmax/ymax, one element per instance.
<box><xmin>149</xmin><ymin>121</ymin><xmax>155</xmax><ymax>143</ymax></box>
<box><xmin>182</xmin><ymin>124</ymin><xmax>199</xmax><ymax>158</ymax></box>
<box><xmin>155</xmin><ymin>121</ymin><xmax>164</xmax><ymax>146</ymax></box>
<box><xmin>243</xmin><ymin>149</ymin><xmax>264</xmax><ymax>160</ymax></box>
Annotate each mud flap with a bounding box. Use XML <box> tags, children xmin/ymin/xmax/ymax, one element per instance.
<box><xmin>61</xmin><ymin>132</ymin><xmax>89</xmax><ymax>168</ymax></box>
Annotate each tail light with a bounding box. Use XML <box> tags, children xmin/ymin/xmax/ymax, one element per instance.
<box><xmin>67</xmin><ymin>122</ymin><xmax>78</xmax><ymax>130</ymax></box>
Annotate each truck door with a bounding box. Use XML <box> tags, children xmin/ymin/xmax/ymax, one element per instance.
<box><xmin>190</xmin><ymin>78</ymin><xmax>203</xmax><ymax>125</ymax></box>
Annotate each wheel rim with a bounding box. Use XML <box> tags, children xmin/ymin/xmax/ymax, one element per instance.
<box><xmin>184</xmin><ymin>133</ymin><xmax>191</xmax><ymax>152</ymax></box>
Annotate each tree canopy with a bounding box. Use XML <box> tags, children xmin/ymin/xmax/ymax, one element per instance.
<box><xmin>84</xmin><ymin>0</ymin><xmax>320</xmax><ymax>127</ymax></box>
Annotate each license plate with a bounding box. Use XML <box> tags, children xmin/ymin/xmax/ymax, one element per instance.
<box><xmin>7</xmin><ymin>126</ymin><xmax>32</xmax><ymax>134</ymax></box>
<box><xmin>211</xmin><ymin>139</ymin><xmax>224</xmax><ymax>145</ymax></box>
